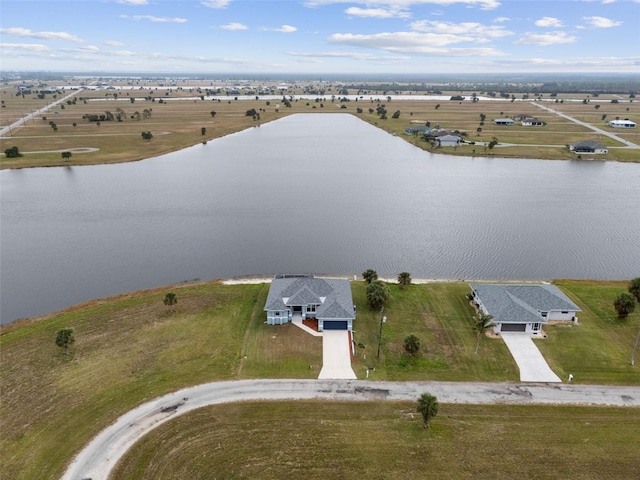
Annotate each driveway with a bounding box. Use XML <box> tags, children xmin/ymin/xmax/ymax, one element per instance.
<box><xmin>62</xmin><ymin>379</ymin><xmax>640</xmax><ymax>480</ymax></box>
<box><xmin>501</xmin><ymin>333</ymin><xmax>562</xmax><ymax>382</ymax></box>
<box><xmin>318</xmin><ymin>330</ymin><xmax>357</xmax><ymax>379</ymax></box>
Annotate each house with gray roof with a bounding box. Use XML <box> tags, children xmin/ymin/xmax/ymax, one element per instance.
<box><xmin>469</xmin><ymin>284</ymin><xmax>580</xmax><ymax>335</ymax></box>
<box><xmin>436</xmin><ymin>134</ymin><xmax>461</xmax><ymax>147</ymax></box>
<box><xmin>569</xmin><ymin>141</ymin><xmax>608</xmax><ymax>154</ymax></box>
<box><xmin>494</xmin><ymin>118</ymin><xmax>515</xmax><ymax>126</ymax></box>
<box><xmin>264</xmin><ymin>275</ymin><xmax>355</xmax><ymax>331</ymax></box>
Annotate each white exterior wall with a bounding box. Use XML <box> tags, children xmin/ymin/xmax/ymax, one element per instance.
<box><xmin>548</xmin><ymin>310</ymin><xmax>578</xmax><ymax>322</ymax></box>
<box><xmin>266</xmin><ymin>309</ymin><xmax>291</xmax><ymax>325</ymax></box>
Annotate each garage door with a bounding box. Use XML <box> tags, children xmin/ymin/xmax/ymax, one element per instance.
<box><xmin>323</xmin><ymin>321</ymin><xmax>348</xmax><ymax>330</ymax></box>
<box><xmin>501</xmin><ymin>323</ymin><xmax>527</xmax><ymax>332</ymax></box>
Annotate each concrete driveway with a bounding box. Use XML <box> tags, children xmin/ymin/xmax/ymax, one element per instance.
<box><xmin>501</xmin><ymin>333</ymin><xmax>562</xmax><ymax>382</ymax></box>
<box><xmin>318</xmin><ymin>330</ymin><xmax>357</xmax><ymax>379</ymax></box>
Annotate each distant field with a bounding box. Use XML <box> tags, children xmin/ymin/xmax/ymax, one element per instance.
<box><xmin>111</xmin><ymin>401</ymin><xmax>640</xmax><ymax>480</ymax></box>
<box><xmin>1</xmin><ymin>279</ymin><xmax>638</xmax><ymax>479</ymax></box>
<box><xmin>2</xmin><ymin>80</ymin><xmax>638</xmax><ymax>168</ymax></box>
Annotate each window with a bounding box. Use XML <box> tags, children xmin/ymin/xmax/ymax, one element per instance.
<box><xmin>561</xmin><ymin>311</ymin><xmax>568</xmax><ymax>314</ymax></box>
<box><xmin>307</xmin><ymin>304</ymin><xmax>316</xmax><ymax>313</ymax></box>
<box><xmin>540</xmin><ymin>312</ymin><xmax>547</xmax><ymax>317</ymax></box>
<box><xmin>275</xmin><ymin>312</ymin><xmax>280</xmax><ymax>316</ymax></box>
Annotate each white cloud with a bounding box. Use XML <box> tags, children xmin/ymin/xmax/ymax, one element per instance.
<box><xmin>328</xmin><ymin>31</ymin><xmax>505</xmax><ymax>56</ymax></box>
<box><xmin>306</xmin><ymin>1</ymin><xmax>501</xmax><ymax>11</ymax></box>
<box><xmin>201</xmin><ymin>0</ymin><xmax>231</xmax><ymax>8</ymax></box>
<box><xmin>535</xmin><ymin>17</ymin><xmax>564</xmax><ymax>28</ymax></box>
<box><xmin>0</xmin><ymin>42</ymin><xmax>50</xmax><ymax>52</ymax></box>
<box><xmin>120</xmin><ymin>15</ymin><xmax>187</xmax><ymax>23</ymax></box>
<box><xmin>493</xmin><ymin>16</ymin><xmax>510</xmax><ymax>23</ymax></box>
<box><xmin>601</xmin><ymin>0</ymin><xmax>615</xmax><ymax>4</ymax></box>
<box><xmin>411</xmin><ymin>20</ymin><xmax>513</xmax><ymax>38</ymax></box>
<box><xmin>220</xmin><ymin>22</ymin><xmax>248</xmax><ymax>30</ymax></box>
<box><xmin>274</xmin><ymin>25</ymin><xmax>298</xmax><ymax>33</ymax></box>
<box><xmin>117</xmin><ymin>0</ymin><xmax>148</xmax><ymax>5</ymax></box>
<box><xmin>514</xmin><ymin>31</ymin><xmax>577</xmax><ymax>46</ymax></box>
<box><xmin>0</xmin><ymin>27</ymin><xmax>83</xmax><ymax>43</ymax></box>
<box><xmin>582</xmin><ymin>16</ymin><xmax>622</xmax><ymax>28</ymax></box>
<box><xmin>104</xmin><ymin>40</ymin><xmax>126</xmax><ymax>47</ymax></box>
<box><xmin>345</xmin><ymin>7</ymin><xmax>411</xmax><ymax>18</ymax></box>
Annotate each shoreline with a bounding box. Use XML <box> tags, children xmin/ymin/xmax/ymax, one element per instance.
<box><xmin>1</xmin><ymin>276</ymin><xmax>629</xmax><ymax>329</ymax></box>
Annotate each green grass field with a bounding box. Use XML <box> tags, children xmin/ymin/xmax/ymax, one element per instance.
<box><xmin>111</xmin><ymin>401</ymin><xmax>640</xmax><ymax>480</ymax></box>
<box><xmin>1</xmin><ymin>279</ymin><xmax>638</xmax><ymax>478</ymax></box>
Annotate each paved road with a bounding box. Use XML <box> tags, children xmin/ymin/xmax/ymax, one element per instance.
<box><xmin>532</xmin><ymin>102</ymin><xmax>640</xmax><ymax>148</ymax></box>
<box><xmin>501</xmin><ymin>333</ymin><xmax>561</xmax><ymax>382</ymax></box>
<box><xmin>61</xmin><ymin>379</ymin><xmax>640</xmax><ymax>480</ymax></box>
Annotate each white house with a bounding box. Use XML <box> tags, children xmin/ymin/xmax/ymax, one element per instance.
<box><xmin>521</xmin><ymin>117</ymin><xmax>545</xmax><ymax>126</ymax></box>
<box><xmin>569</xmin><ymin>141</ymin><xmax>608</xmax><ymax>155</ymax></box>
<box><xmin>264</xmin><ymin>275</ymin><xmax>355</xmax><ymax>331</ymax></box>
<box><xmin>608</xmin><ymin>119</ymin><xmax>636</xmax><ymax>128</ymax></box>
<box><xmin>469</xmin><ymin>284</ymin><xmax>580</xmax><ymax>335</ymax></box>
<box><xmin>437</xmin><ymin>134</ymin><xmax>461</xmax><ymax>147</ymax></box>
<box><xmin>494</xmin><ymin>118</ymin><xmax>515</xmax><ymax>126</ymax></box>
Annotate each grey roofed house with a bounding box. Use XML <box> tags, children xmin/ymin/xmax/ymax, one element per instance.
<box><xmin>437</xmin><ymin>134</ymin><xmax>461</xmax><ymax>147</ymax></box>
<box><xmin>264</xmin><ymin>275</ymin><xmax>355</xmax><ymax>331</ymax></box>
<box><xmin>569</xmin><ymin>140</ymin><xmax>608</xmax><ymax>154</ymax></box>
<box><xmin>469</xmin><ymin>284</ymin><xmax>580</xmax><ymax>335</ymax></box>
<box><xmin>494</xmin><ymin>118</ymin><xmax>515</xmax><ymax>125</ymax></box>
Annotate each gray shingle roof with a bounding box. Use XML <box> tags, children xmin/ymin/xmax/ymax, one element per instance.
<box><xmin>469</xmin><ymin>284</ymin><xmax>580</xmax><ymax>324</ymax></box>
<box><xmin>265</xmin><ymin>276</ymin><xmax>354</xmax><ymax>320</ymax></box>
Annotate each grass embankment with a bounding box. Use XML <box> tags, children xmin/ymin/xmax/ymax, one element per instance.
<box><xmin>111</xmin><ymin>401</ymin><xmax>640</xmax><ymax>480</ymax></box>
<box><xmin>1</xmin><ymin>280</ymin><xmax>638</xmax><ymax>478</ymax></box>
<box><xmin>2</xmin><ymin>83</ymin><xmax>638</xmax><ymax>169</ymax></box>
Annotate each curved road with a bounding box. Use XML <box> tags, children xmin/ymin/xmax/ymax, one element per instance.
<box><xmin>62</xmin><ymin>379</ymin><xmax>640</xmax><ymax>480</ymax></box>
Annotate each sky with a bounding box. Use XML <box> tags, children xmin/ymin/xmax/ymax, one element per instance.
<box><xmin>1</xmin><ymin>0</ymin><xmax>639</xmax><ymax>75</ymax></box>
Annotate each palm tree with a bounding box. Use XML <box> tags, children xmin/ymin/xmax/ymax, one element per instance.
<box><xmin>366</xmin><ymin>280</ymin><xmax>389</xmax><ymax>309</ymax></box>
<box><xmin>404</xmin><ymin>334</ymin><xmax>420</xmax><ymax>356</ymax></box>
<box><xmin>416</xmin><ymin>393</ymin><xmax>439</xmax><ymax>429</ymax></box>
<box><xmin>474</xmin><ymin>314</ymin><xmax>495</xmax><ymax>355</ymax></box>
<box><xmin>614</xmin><ymin>293</ymin><xmax>636</xmax><ymax>318</ymax></box>
<box><xmin>55</xmin><ymin>329</ymin><xmax>75</xmax><ymax>355</ymax></box>
<box><xmin>164</xmin><ymin>292</ymin><xmax>178</xmax><ymax>310</ymax></box>
<box><xmin>362</xmin><ymin>269</ymin><xmax>378</xmax><ymax>284</ymax></box>
<box><xmin>397</xmin><ymin>272</ymin><xmax>411</xmax><ymax>289</ymax></box>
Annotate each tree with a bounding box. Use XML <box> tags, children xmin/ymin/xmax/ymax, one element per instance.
<box><xmin>141</xmin><ymin>131</ymin><xmax>153</xmax><ymax>141</ymax></box>
<box><xmin>164</xmin><ymin>292</ymin><xmax>177</xmax><ymax>309</ymax></box>
<box><xmin>473</xmin><ymin>314</ymin><xmax>495</xmax><ymax>355</ymax></box>
<box><xmin>201</xmin><ymin>127</ymin><xmax>207</xmax><ymax>135</ymax></box>
<box><xmin>362</xmin><ymin>269</ymin><xmax>378</xmax><ymax>284</ymax></box>
<box><xmin>398</xmin><ymin>272</ymin><xmax>411</xmax><ymax>289</ymax></box>
<box><xmin>404</xmin><ymin>334</ymin><xmax>420</xmax><ymax>356</ymax></box>
<box><xmin>61</xmin><ymin>151</ymin><xmax>72</xmax><ymax>160</ymax></box>
<box><xmin>628</xmin><ymin>278</ymin><xmax>640</xmax><ymax>302</ymax></box>
<box><xmin>391</xmin><ymin>110</ymin><xmax>401</xmax><ymax>119</ymax></box>
<box><xmin>367</xmin><ymin>280</ymin><xmax>389</xmax><ymax>309</ymax></box>
<box><xmin>210</xmin><ymin>111</ymin><xmax>217</xmax><ymax>117</ymax></box>
<box><xmin>416</xmin><ymin>393</ymin><xmax>439</xmax><ymax>429</ymax></box>
<box><xmin>4</xmin><ymin>146</ymin><xmax>22</xmax><ymax>158</ymax></box>
<box><xmin>614</xmin><ymin>292</ymin><xmax>636</xmax><ymax>318</ymax></box>
<box><xmin>488</xmin><ymin>139</ymin><xmax>498</xmax><ymax>149</ymax></box>
<box><xmin>56</xmin><ymin>329</ymin><xmax>75</xmax><ymax>355</ymax></box>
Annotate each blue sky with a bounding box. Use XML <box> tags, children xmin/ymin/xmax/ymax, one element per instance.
<box><xmin>1</xmin><ymin>0</ymin><xmax>639</xmax><ymax>74</ymax></box>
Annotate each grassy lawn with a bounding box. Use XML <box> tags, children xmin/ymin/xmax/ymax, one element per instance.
<box><xmin>1</xmin><ymin>279</ymin><xmax>639</xmax><ymax>478</ymax></box>
<box><xmin>3</xmin><ymin>84</ymin><xmax>638</xmax><ymax>169</ymax></box>
<box><xmin>111</xmin><ymin>401</ymin><xmax>640</xmax><ymax>480</ymax></box>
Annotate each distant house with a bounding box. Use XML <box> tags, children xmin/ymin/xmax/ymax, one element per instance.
<box><xmin>521</xmin><ymin>117</ymin><xmax>544</xmax><ymax>126</ymax></box>
<box><xmin>437</xmin><ymin>134</ymin><xmax>461</xmax><ymax>147</ymax></box>
<box><xmin>608</xmin><ymin>119</ymin><xmax>636</xmax><ymax>128</ymax></box>
<box><xmin>405</xmin><ymin>125</ymin><xmax>431</xmax><ymax>135</ymax></box>
<box><xmin>469</xmin><ymin>284</ymin><xmax>581</xmax><ymax>335</ymax></box>
<box><xmin>494</xmin><ymin>118</ymin><xmax>515</xmax><ymax>126</ymax></box>
<box><xmin>264</xmin><ymin>275</ymin><xmax>355</xmax><ymax>331</ymax></box>
<box><xmin>569</xmin><ymin>141</ymin><xmax>608</xmax><ymax>154</ymax></box>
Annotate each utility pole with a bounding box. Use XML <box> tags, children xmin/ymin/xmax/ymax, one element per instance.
<box><xmin>376</xmin><ymin>307</ymin><xmax>386</xmax><ymax>359</ymax></box>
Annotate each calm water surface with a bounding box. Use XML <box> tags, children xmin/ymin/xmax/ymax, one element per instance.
<box><xmin>2</xmin><ymin>113</ymin><xmax>639</xmax><ymax>323</ymax></box>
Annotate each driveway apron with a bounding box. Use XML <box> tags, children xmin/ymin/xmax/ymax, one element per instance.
<box><xmin>501</xmin><ymin>333</ymin><xmax>562</xmax><ymax>382</ymax></box>
<box><xmin>318</xmin><ymin>330</ymin><xmax>357</xmax><ymax>379</ymax></box>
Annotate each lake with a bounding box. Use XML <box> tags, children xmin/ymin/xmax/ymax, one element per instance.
<box><xmin>1</xmin><ymin>113</ymin><xmax>639</xmax><ymax>324</ymax></box>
